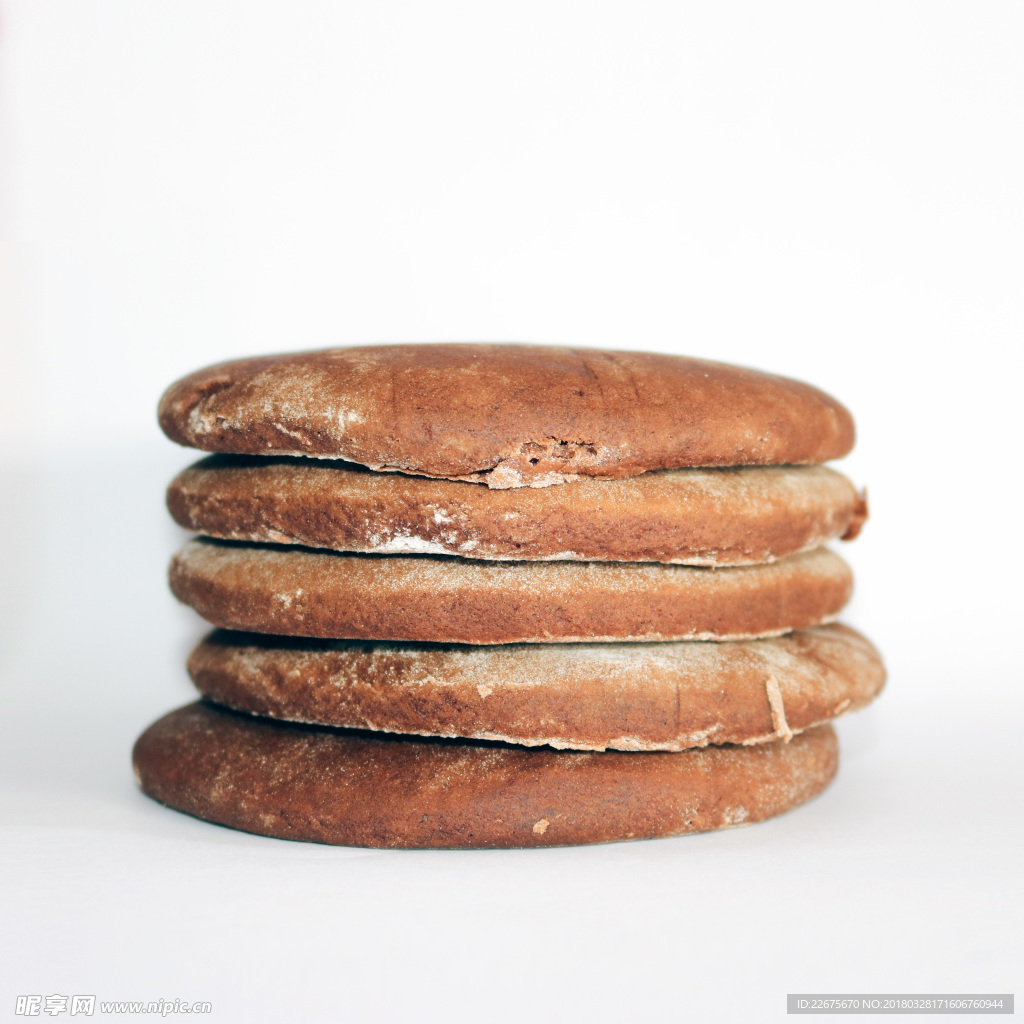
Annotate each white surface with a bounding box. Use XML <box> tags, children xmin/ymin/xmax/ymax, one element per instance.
<box><xmin>1</xmin><ymin>444</ymin><xmax>1021</xmax><ymax>1024</ymax></box>
<box><xmin>2</xmin><ymin>2</ymin><xmax>1023</xmax><ymax>1020</ymax></box>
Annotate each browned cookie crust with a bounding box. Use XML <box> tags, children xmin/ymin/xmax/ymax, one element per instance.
<box><xmin>169</xmin><ymin>540</ymin><xmax>853</xmax><ymax>643</ymax></box>
<box><xmin>133</xmin><ymin>702</ymin><xmax>839</xmax><ymax>848</ymax></box>
<box><xmin>169</xmin><ymin>456</ymin><xmax>867</xmax><ymax>565</ymax></box>
<box><xmin>158</xmin><ymin>345</ymin><xmax>855</xmax><ymax>488</ymax></box>
<box><xmin>189</xmin><ymin>623</ymin><xmax>883</xmax><ymax>751</ymax></box>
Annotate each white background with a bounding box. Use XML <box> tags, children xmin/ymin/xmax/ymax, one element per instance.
<box><xmin>1</xmin><ymin>2</ymin><xmax>1021</xmax><ymax>1021</ymax></box>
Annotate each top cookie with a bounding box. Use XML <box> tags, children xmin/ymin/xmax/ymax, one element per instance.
<box><xmin>158</xmin><ymin>344</ymin><xmax>855</xmax><ymax>488</ymax></box>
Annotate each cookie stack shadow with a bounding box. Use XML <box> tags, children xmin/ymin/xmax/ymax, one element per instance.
<box><xmin>134</xmin><ymin>344</ymin><xmax>885</xmax><ymax>849</ymax></box>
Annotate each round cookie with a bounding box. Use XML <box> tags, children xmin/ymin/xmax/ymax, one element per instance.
<box><xmin>188</xmin><ymin>623</ymin><xmax>884</xmax><ymax>751</ymax></box>
<box><xmin>169</xmin><ymin>456</ymin><xmax>867</xmax><ymax>565</ymax></box>
<box><xmin>158</xmin><ymin>344</ymin><xmax>855</xmax><ymax>488</ymax></box>
<box><xmin>133</xmin><ymin>702</ymin><xmax>839</xmax><ymax>849</ymax></box>
<box><xmin>169</xmin><ymin>540</ymin><xmax>853</xmax><ymax>644</ymax></box>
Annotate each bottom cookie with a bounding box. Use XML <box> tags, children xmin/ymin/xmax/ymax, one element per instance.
<box><xmin>133</xmin><ymin>702</ymin><xmax>838</xmax><ymax>849</ymax></box>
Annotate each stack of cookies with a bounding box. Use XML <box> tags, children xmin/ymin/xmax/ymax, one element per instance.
<box><xmin>134</xmin><ymin>344</ymin><xmax>884</xmax><ymax>848</ymax></box>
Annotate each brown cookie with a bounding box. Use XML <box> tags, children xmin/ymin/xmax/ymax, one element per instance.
<box><xmin>188</xmin><ymin>623</ymin><xmax>883</xmax><ymax>751</ymax></box>
<box><xmin>158</xmin><ymin>344</ymin><xmax>855</xmax><ymax>488</ymax></box>
<box><xmin>169</xmin><ymin>456</ymin><xmax>867</xmax><ymax>565</ymax></box>
<box><xmin>132</xmin><ymin>702</ymin><xmax>839</xmax><ymax>848</ymax></box>
<box><xmin>169</xmin><ymin>540</ymin><xmax>853</xmax><ymax>643</ymax></box>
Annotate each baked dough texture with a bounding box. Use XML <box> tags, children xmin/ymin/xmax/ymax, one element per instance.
<box><xmin>169</xmin><ymin>456</ymin><xmax>867</xmax><ymax>565</ymax></box>
<box><xmin>132</xmin><ymin>701</ymin><xmax>839</xmax><ymax>848</ymax></box>
<box><xmin>169</xmin><ymin>539</ymin><xmax>853</xmax><ymax>644</ymax></box>
<box><xmin>158</xmin><ymin>345</ymin><xmax>855</xmax><ymax>488</ymax></box>
<box><xmin>188</xmin><ymin>623</ymin><xmax>883</xmax><ymax>751</ymax></box>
